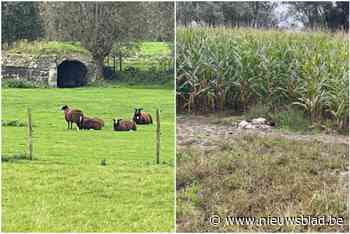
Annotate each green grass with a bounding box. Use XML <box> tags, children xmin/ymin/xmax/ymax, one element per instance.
<box><xmin>2</xmin><ymin>87</ymin><xmax>175</xmax><ymax>232</ymax></box>
<box><xmin>105</xmin><ymin>42</ymin><xmax>173</xmax><ymax>72</ymax></box>
<box><xmin>7</xmin><ymin>41</ymin><xmax>89</xmax><ymax>57</ymax></box>
<box><xmin>177</xmin><ymin>135</ymin><xmax>349</xmax><ymax>232</ymax></box>
<box><xmin>138</xmin><ymin>42</ymin><xmax>172</xmax><ymax>57</ymax></box>
<box><xmin>6</xmin><ymin>41</ymin><xmax>170</xmax><ymax>59</ymax></box>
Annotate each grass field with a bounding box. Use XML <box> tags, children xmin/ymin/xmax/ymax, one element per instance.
<box><xmin>138</xmin><ymin>42</ymin><xmax>172</xmax><ymax>57</ymax></box>
<box><xmin>105</xmin><ymin>41</ymin><xmax>173</xmax><ymax>72</ymax></box>
<box><xmin>2</xmin><ymin>86</ymin><xmax>175</xmax><ymax>232</ymax></box>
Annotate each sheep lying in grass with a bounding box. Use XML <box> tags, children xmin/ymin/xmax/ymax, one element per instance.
<box><xmin>133</xmin><ymin>108</ymin><xmax>153</xmax><ymax>124</ymax></box>
<box><xmin>61</xmin><ymin>105</ymin><xmax>84</xmax><ymax>130</ymax></box>
<box><xmin>113</xmin><ymin>118</ymin><xmax>137</xmax><ymax>131</ymax></box>
<box><xmin>79</xmin><ymin>116</ymin><xmax>104</xmax><ymax>130</ymax></box>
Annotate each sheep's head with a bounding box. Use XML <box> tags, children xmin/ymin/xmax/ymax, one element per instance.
<box><xmin>61</xmin><ymin>105</ymin><xmax>69</xmax><ymax>111</ymax></box>
<box><xmin>113</xmin><ymin>118</ymin><xmax>122</xmax><ymax>126</ymax></box>
<box><xmin>78</xmin><ymin>116</ymin><xmax>84</xmax><ymax>129</ymax></box>
<box><xmin>133</xmin><ymin>108</ymin><xmax>143</xmax><ymax>121</ymax></box>
<box><xmin>116</xmin><ymin>119</ymin><xmax>123</xmax><ymax>127</ymax></box>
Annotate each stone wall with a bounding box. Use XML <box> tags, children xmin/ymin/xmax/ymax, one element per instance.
<box><xmin>2</xmin><ymin>65</ymin><xmax>49</xmax><ymax>86</ymax></box>
<box><xmin>1</xmin><ymin>53</ymin><xmax>96</xmax><ymax>87</ymax></box>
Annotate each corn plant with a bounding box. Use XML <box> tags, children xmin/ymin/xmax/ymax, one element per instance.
<box><xmin>176</xmin><ymin>27</ymin><xmax>349</xmax><ymax>130</ymax></box>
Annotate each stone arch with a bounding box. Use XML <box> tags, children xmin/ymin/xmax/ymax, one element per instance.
<box><xmin>57</xmin><ymin>60</ymin><xmax>88</xmax><ymax>88</ymax></box>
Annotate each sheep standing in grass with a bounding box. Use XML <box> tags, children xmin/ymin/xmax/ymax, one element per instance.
<box><xmin>61</xmin><ymin>105</ymin><xmax>84</xmax><ymax>130</ymax></box>
<box><xmin>113</xmin><ymin>118</ymin><xmax>137</xmax><ymax>131</ymax></box>
<box><xmin>133</xmin><ymin>108</ymin><xmax>153</xmax><ymax>124</ymax></box>
<box><xmin>79</xmin><ymin>116</ymin><xmax>104</xmax><ymax>130</ymax></box>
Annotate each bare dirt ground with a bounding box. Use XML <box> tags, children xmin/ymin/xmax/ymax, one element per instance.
<box><xmin>177</xmin><ymin>115</ymin><xmax>349</xmax><ymax>153</ymax></box>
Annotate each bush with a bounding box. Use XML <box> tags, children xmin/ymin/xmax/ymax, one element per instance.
<box><xmin>109</xmin><ymin>70</ymin><xmax>173</xmax><ymax>87</ymax></box>
<box><xmin>2</xmin><ymin>153</ymin><xmax>28</xmax><ymax>162</ymax></box>
<box><xmin>103</xmin><ymin>66</ymin><xmax>114</xmax><ymax>80</ymax></box>
<box><xmin>2</xmin><ymin>80</ymin><xmax>38</xmax><ymax>88</ymax></box>
<box><xmin>2</xmin><ymin>120</ymin><xmax>30</xmax><ymax>127</ymax></box>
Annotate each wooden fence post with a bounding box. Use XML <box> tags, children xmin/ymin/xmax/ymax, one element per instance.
<box><xmin>27</xmin><ymin>108</ymin><xmax>33</xmax><ymax>160</ymax></box>
<box><xmin>156</xmin><ymin>109</ymin><xmax>160</xmax><ymax>164</ymax></box>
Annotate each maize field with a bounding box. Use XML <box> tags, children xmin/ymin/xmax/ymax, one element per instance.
<box><xmin>176</xmin><ymin>27</ymin><xmax>349</xmax><ymax>129</ymax></box>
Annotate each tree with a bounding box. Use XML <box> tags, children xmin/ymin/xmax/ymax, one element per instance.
<box><xmin>176</xmin><ymin>2</ymin><xmax>199</xmax><ymax>26</ymax></box>
<box><xmin>139</xmin><ymin>2</ymin><xmax>174</xmax><ymax>41</ymax></box>
<box><xmin>111</xmin><ymin>42</ymin><xmax>140</xmax><ymax>72</ymax></box>
<box><xmin>289</xmin><ymin>2</ymin><xmax>349</xmax><ymax>31</ymax></box>
<box><xmin>77</xmin><ymin>2</ymin><xmax>116</xmax><ymax>79</ymax></box>
<box><xmin>39</xmin><ymin>2</ymin><xmax>173</xmax><ymax>79</ymax></box>
<box><xmin>176</xmin><ymin>2</ymin><xmax>277</xmax><ymax>28</ymax></box>
<box><xmin>40</xmin><ymin>2</ymin><xmax>140</xmax><ymax>79</ymax></box>
<box><xmin>2</xmin><ymin>2</ymin><xmax>44</xmax><ymax>46</ymax></box>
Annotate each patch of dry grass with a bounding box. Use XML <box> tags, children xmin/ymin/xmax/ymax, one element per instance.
<box><xmin>176</xmin><ymin>135</ymin><xmax>348</xmax><ymax>232</ymax></box>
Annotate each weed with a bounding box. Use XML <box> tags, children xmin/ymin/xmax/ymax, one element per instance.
<box><xmin>2</xmin><ymin>80</ymin><xmax>39</xmax><ymax>88</ymax></box>
<box><xmin>2</xmin><ymin>120</ymin><xmax>28</xmax><ymax>127</ymax></box>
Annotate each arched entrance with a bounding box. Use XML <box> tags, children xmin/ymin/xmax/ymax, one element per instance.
<box><xmin>57</xmin><ymin>60</ymin><xmax>88</xmax><ymax>88</ymax></box>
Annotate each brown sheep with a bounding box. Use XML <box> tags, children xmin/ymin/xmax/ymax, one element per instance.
<box><xmin>92</xmin><ymin>117</ymin><xmax>104</xmax><ymax>128</ymax></box>
<box><xmin>113</xmin><ymin>118</ymin><xmax>137</xmax><ymax>131</ymax></box>
<box><xmin>61</xmin><ymin>105</ymin><xmax>83</xmax><ymax>130</ymax></box>
<box><xmin>132</xmin><ymin>108</ymin><xmax>153</xmax><ymax>124</ymax></box>
<box><xmin>79</xmin><ymin>116</ymin><xmax>104</xmax><ymax>130</ymax></box>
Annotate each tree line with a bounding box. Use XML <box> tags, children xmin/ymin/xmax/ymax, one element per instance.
<box><xmin>176</xmin><ymin>1</ymin><xmax>349</xmax><ymax>31</ymax></box>
<box><xmin>2</xmin><ymin>2</ymin><xmax>174</xmax><ymax>78</ymax></box>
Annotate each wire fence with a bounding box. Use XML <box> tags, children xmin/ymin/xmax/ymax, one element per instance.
<box><xmin>2</xmin><ymin>104</ymin><xmax>175</xmax><ymax>164</ymax></box>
